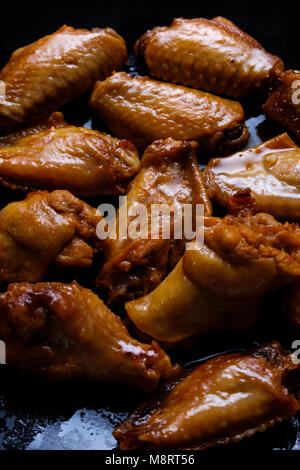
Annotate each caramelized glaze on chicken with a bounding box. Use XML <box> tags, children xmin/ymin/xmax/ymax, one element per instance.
<box><xmin>0</xmin><ymin>281</ymin><xmax>173</xmax><ymax>389</ymax></box>
<box><xmin>90</xmin><ymin>72</ymin><xmax>249</xmax><ymax>155</ymax></box>
<box><xmin>0</xmin><ymin>25</ymin><xmax>127</xmax><ymax>131</ymax></box>
<box><xmin>114</xmin><ymin>342</ymin><xmax>300</xmax><ymax>449</ymax></box>
<box><xmin>203</xmin><ymin>133</ymin><xmax>300</xmax><ymax>219</ymax></box>
<box><xmin>126</xmin><ymin>212</ymin><xmax>300</xmax><ymax>342</ymax></box>
<box><xmin>264</xmin><ymin>70</ymin><xmax>300</xmax><ymax>139</ymax></box>
<box><xmin>135</xmin><ymin>17</ymin><xmax>284</xmax><ymax>98</ymax></box>
<box><xmin>0</xmin><ymin>112</ymin><xmax>140</xmax><ymax>196</ymax></box>
<box><xmin>97</xmin><ymin>138</ymin><xmax>211</xmax><ymax>303</ymax></box>
<box><xmin>0</xmin><ymin>190</ymin><xmax>102</xmax><ymax>283</ymax></box>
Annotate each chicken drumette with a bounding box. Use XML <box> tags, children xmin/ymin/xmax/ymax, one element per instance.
<box><xmin>0</xmin><ymin>190</ymin><xmax>102</xmax><ymax>283</ymax></box>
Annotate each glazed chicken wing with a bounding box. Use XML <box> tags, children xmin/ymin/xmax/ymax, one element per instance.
<box><xmin>126</xmin><ymin>212</ymin><xmax>300</xmax><ymax>342</ymax></box>
<box><xmin>0</xmin><ymin>190</ymin><xmax>102</xmax><ymax>283</ymax></box>
<box><xmin>264</xmin><ymin>70</ymin><xmax>300</xmax><ymax>139</ymax></box>
<box><xmin>0</xmin><ymin>112</ymin><xmax>140</xmax><ymax>196</ymax></box>
<box><xmin>114</xmin><ymin>342</ymin><xmax>300</xmax><ymax>449</ymax></box>
<box><xmin>96</xmin><ymin>138</ymin><xmax>212</xmax><ymax>303</ymax></box>
<box><xmin>90</xmin><ymin>72</ymin><xmax>249</xmax><ymax>155</ymax></box>
<box><xmin>203</xmin><ymin>133</ymin><xmax>300</xmax><ymax>220</ymax></box>
<box><xmin>0</xmin><ymin>25</ymin><xmax>127</xmax><ymax>132</ymax></box>
<box><xmin>135</xmin><ymin>17</ymin><xmax>284</xmax><ymax>98</ymax></box>
<box><xmin>0</xmin><ymin>281</ymin><xmax>173</xmax><ymax>390</ymax></box>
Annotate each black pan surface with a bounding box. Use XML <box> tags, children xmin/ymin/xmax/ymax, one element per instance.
<box><xmin>0</xmin><ymin>0</ymin><xmax>300</xmax><ymax>450</ymax></box>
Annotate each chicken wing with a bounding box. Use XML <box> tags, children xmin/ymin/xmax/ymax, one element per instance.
<box><xmin>0</xmin><ymin>281</ymin><xmax>173</xmax><ymax>390</ymax></box>
<box><xmin>264</xmin><ymin>70</ymin><xmax>300</xmax><ymax>139</ymax></box>
<box><xmin>135</xmin><ymin>17</ymin><xmax>284</xmax><ymax>98</ymax></box>
<box><xmin>0</xmin><ymin>190</ymin><xmax>102</xmax><ymax>283</ymax></box>
<box><xmin>0</xmin><ymin>25</ymin><xmax>127</xmax><ymax>132</ymax></box>
<box><xmin>89</xmin><ymin>72</ymin><xmax>249</xmax><ymax>155</ymax></box>
<box><xmin>203</xmin><ymin>133</ymin><xmax>300</xmax><ymax>220</ymax></box>
<box><xmin>114</xmin><ymin>342</ymin><xmax>300</xmax><ymax>449</ymax></box>
<box><xmin>126</xmin><ymin>212</ymin><xmax>300</xmax><ymax>342</ymax></box>
<box><xmin>0</xmin><ymin>111</ymin><xmax>140</xmax><ymax>196</ymax></box>
<box><xmin>96</xmin><ymin>138</ymin><xmax>212</xmax><ymax>303</ymax></box>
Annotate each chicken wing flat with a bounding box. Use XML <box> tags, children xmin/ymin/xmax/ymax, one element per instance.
<box><xmin>96</xmin><ymin>138</ymin><xmax>212</xmax><ymax>303</ymax></box>
<box><xmin>0</xmin><ymin>26</ymin><xmax>127</xmax><ymax>132</ymax></box>
<box><xmin>0</xmin><ymin>112</ymin><xmax>67</xmax><ymax>146</ymax></box>
<box><xmin>203</xmin><ymin>133</ymin><xmax>300</xmax><ymax>220</ymax></box>
<box><xmin>0</xmin><ymin>281</ymin><xmax>173</xmax><ymax>390</ymax></box>
<box><xmin>90</xmin><ymin>72</ymin><xmax>249</xmax><ymax>155</ymax></box>
<box><xmin>0</xmin><ymin>111</ymin><xmax>140</xmax><ymax>196</ymax></box>
<box><xmin>0</xmin><ymin>190</ymin><xmax>102</xmax><ymax>283</ymax></box>
<box><xmin>126</xmin><ymin>212</ymin><xmax>300</xmax><ymax>342</ymax></box>
<box><xmin>135</xmin><ymin>17</ymin><xmax>284</xmax><ymax>98</ymax></box>
<box><xmin>114</xmin><ymin>342</ymin><xmax>300</xmax><ymax>449</ymax></box>
<box><xmin>264</xmin><ymin>70</ymin><xmax>300</xmax><ymax>139</ymax></box>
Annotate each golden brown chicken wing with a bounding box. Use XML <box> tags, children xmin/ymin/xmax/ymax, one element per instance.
<box><xmin>126</xmin><ymin>212</ymin><xmax>300</xmax><ymax>342</ymax></box>
<box><xmin>0</xmin><ymin>112</ymin><xmax>67</xmax><ymax>146</ymax></box>
<box><xmin>135</xmin><ymin>17</ymin><xmax>284</xmax><ymax>99</ymax></box>
<box><xmin>0</xmin><ymin>190</ymin><xmax>102</xmax><ymax>283</ymax></box>
<box><xmin>0</xmin><ymin>111</ymin><xmax>140</xmax><ymax>196</ymax></box>
<box><xmin>203</xmin><ymin>133</ymin><xmax>300</xmax><ymax>220</ymax></box>
<box><xmin>264</xmin><ymin>70</ymin><xmax>300</xmax><ymax>139</ymax></box>
<box><xmin>0</xmin><ymin>281</ymin><xmax>173</xmax><ymax>390</ymax></box>
<box><xmin>114</xmin><ymin>342</ymin><xmax>300</xmax><ymax>449</ymax></box>
<box><xmin>90</xmin><ymin>72</ymin><xmax>249</xmax><ymax>155</ymax></box>
<box><xmin>96</xmin><ymin>138</ymin><xmax>212</xmax><ymax>303</ymax></box>
<box><xmin>0</xmin><ymin>25</ymin><xmax>127</xmax><ymax>132</ymax></box>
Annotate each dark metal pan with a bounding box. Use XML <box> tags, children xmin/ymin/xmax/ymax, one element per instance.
<box><xmin>0</xmin><ymin>0</ymin><xmax>299</xmax><ymax>450</ymax></box>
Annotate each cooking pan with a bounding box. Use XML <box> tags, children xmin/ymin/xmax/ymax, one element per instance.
<box><xmin>0</xmin><ymin>0</ymin><xmax>300</xmax><ymax>450</ymax></box>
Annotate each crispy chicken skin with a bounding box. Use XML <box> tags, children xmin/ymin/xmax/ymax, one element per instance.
<box><xmin>264</xmin><ymin>70</ymin><xmax>300</xmax><ymax>140</ymax></box>
<box><xmin>0</xmin><ymin>25</ymin><xmax>127</xmax><ymax>132</ymax></box>
<box><xmin>90</xmin><ymin>72</ymin><xmax>249</xmax><ymax>155</ymax></box>
<box><xmin>96</xmin><ymin>138</ymin><xmax>212</xmax><ymax>303</ymax></box>
<box><xmin>0</xmin><ymin>281</ymin><xmax>173</xmax><ymax>390</ymax></box>
<box><xmin>126</xmin><ymin>212</ymin><xmax>300</xmax><ymax>342</ymax></box>
<box><xmin>0</xmin><ymin>190</ymin><xmax>102</xmax><ymax>283</ymax></box>
<box><xmin>114</xmin><ymin>342</ymin><xmax>300</xmax><ymax>449</ymax></box>
<box><xmin>203</xmin><ymin>133</ymin><xmax>300</xmax><ymax>220</ymax></box>
<box><xmin>0</xmin><ymin>112</ymin><xmax>140</xmax><ymax>196</ymax></box>
<box><xmin>135</xmin><ymin>17</ymin><xmax>284</xmax><ymax>98</ymax></box>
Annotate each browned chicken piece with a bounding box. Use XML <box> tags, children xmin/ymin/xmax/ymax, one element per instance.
<box><xmin>96</xmin><ymin>138</ymin><xmax>212</xmax><ymax>303</ymax></box>
<box><xmin>114</xmin><ymin>342</ymin><xmax>300</xmax><ymax>449</ymax></box>
<box><xmin>264</xmin><ymin>70</ymin><xmax>300</xmax><ymax>140</ymax></box>
<box><xmin>0</xmin><ymin>111</ymin><xmax>140</xmax><ymax>196</ymax></box>
<box><xmin>0</xmin><ymin>281</ymin><xmax>173</xmax><ymax>390</ymax></box>
<box><xmin>0</xmin><ymin>25</ymin><xmax>127</xmax><ymax>132</ymax></box>
<box><xmin>90</xmin><ymin>72</ymin><xmax>249</xmax><ymax>155</ymax></box>
<box><xmin>0</xmin><ymin>190</ymin><xmax>102</xmax><ymax>283</ymax></box>
<box><xmin>135</xmin><ymin>17</ymin><xmax>284</xmax><ymax>98</ymax></box>
<box><xmin>0</xmin><ymin>112</ymin><xmax>67</xmax><ymax>146</ymax></box>
<box><xmin>126</xmin><ymin>212</ymin><xmax>300</xmax><ymax>343</ymax></box>
<box><xmin>203</xmin><ymin>133</ymin><xmax>300</xmax><ymax>220</ymax></box>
